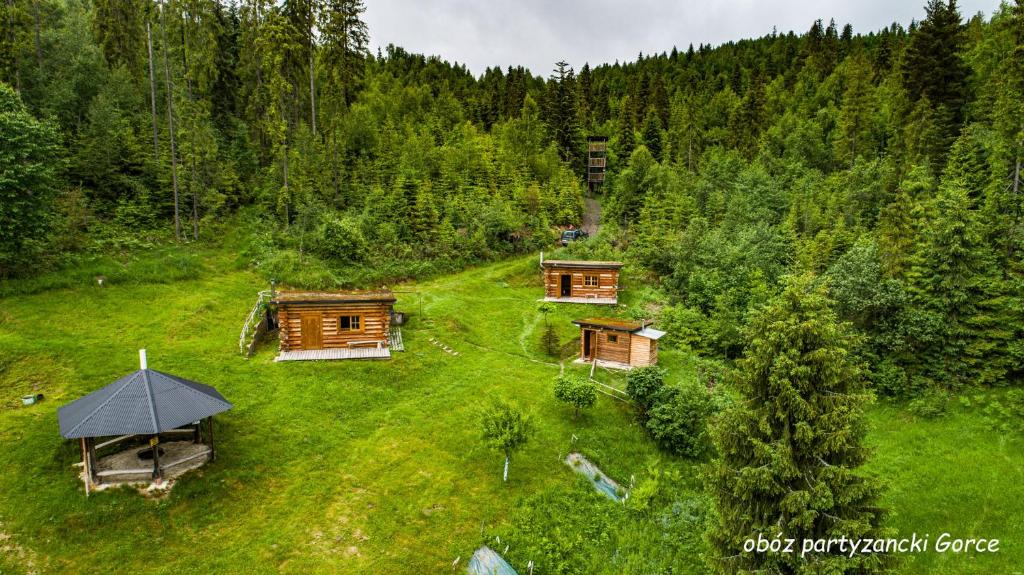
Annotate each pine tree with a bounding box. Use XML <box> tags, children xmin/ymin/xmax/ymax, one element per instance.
<box><xmin>616</xmin><ymin>96</ymin><xmax>635</xmax><ymax>158</ymax></box>
<box><xmin>544</xmin><ymin>60</ymin><xmax>583</xmax><ymax>170</ymax></box>
<box><xmin>902</xmin><ymin>1</ymin><xmax>969</xmax><ymax>137</ymax></box>
<box><xmin>909</xmin><ymin>180</ymin><xmax>1011</xmax><ymax>386</ymax></box>
<box><xmin>92</xmin><ymin>0</ymin><xmax>144</xmax><ymax>70</ymax></box>
<box><xmin>707</xmin><ymin>275</ymin><xmax>890</xmax><ymax>574</ymax></box>
<box><xmin>642</xmin><ymin>110</ymin><xmax>663</xmax><ymax>162</ymax></box>
<box><xmin>835</xmin><ymin>53</ymin><xmax>877</xmax><ymax>167</ymax></box>
<box><xmin>320</xmin><ymin>0</ymin><xmax>366</xmax><ymax>111</ymax></box>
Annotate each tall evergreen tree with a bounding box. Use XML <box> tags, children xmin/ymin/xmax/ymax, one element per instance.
<box><xmin>92</xmin><ymin>0</ymin><xmax>144</xmax><ymax>70</ymax></box>
<box><xmin>544</xmin><ymin>60</ymin><xmax>583</xmax><ymax>169</ymax></box>
<box><xmin>708</xmin><ymin>275</ymin><xmax>890</xmax><ymax>574</ymax></box>
<box><xmin>642</xmin><ymin>109</ymin><xmax>663</xmax><ymax>162</ymax></box>
<box><xmin>902</xmin><ymin>1</ymin><xmax>969</xmax><ymax>141</ymax></box>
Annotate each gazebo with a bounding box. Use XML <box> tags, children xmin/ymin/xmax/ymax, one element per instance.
<box><xmin>58</xmin><ymin>350</ymin><xmax>232</xmax><ymax>493</ymax></box>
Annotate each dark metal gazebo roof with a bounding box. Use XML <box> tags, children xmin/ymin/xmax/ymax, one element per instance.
<box><xmin>58</xmin><ymin>369</ymin><xmax>232</xmax><ymax>439</ymax></box>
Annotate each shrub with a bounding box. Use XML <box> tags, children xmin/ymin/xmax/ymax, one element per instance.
<box><xmin>626</xmin><ymin>366</ymin><xmax>667</xmax><ymax>417</ymax></box>
<box><xmin>982</xmin><ymin>390</ymin><xmax>1024</xmax><ymax>433</ymax></box>
<box><xmin>871</xmin><ymin>359</ymin><xmax>908</xmax><ymax>397</ymax></box>
<box><xmin>315</xmin><ymin>214</ymin><xmax>367</xmax><ymax>263</ymax></box>
<box><xmin>645</xmin><ymin>383</ymin><xmax>722</xmax><ymax>458</ymax></box>
<box><xmin>554</xmin><ymin>374</ymin><xmax>597</xmax><ymax>418</ymax></box>
<box><xmin>907</xmin><ymin>388</ymin><xmax>949</xmax><ymax>419</ymax></box>
<box><xmin>541</xmin><ymin>324</ymin><xmax>561</xmax><ymax>357</ymax></box>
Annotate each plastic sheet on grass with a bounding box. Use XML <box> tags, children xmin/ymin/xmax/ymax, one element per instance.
<box><xmin>564</xmin><ymin>452</ymin><xmax>625</xmax><ymax>501</ymax></box>
<box><xmin>467</xmin><ymin>545</ymin><xmax>518</xmax><ymax>575</ymax></box>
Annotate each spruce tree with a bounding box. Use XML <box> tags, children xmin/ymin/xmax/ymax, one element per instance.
<box><xmin>616</xmin><ymin>96</ymin><xmax>636</xmax><ymax>158</ymax></box>
<box><xmin>642</xmin><ymin>110</ymin><xmax>663</xmax><ymax>162</ymax></box>
<box><xmin>544</xmin><ymin>60</ymin><xmax>583</xmax><ymax>169</ymax></box>
<box><xmin>909</xmin><ymin>180</ymin><xmax>1011</xmax><ymax>386</ymax></box>
<box><xmin>902</xmin><ymin>0</ymin><xmax>969</xmax><ymax>147</ymax></box>
<box><xmin>707</xmin><ymin>275</ymin><xmax>890</xmax><ymax>575</ymax></box>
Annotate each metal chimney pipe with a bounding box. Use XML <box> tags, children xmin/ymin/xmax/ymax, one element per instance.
<box><xmin>139</xmin><ymin>349</ymin><xmax>148</xmax><ymax>370</ymax></box>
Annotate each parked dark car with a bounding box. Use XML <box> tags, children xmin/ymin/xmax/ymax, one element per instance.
<box><xmin>560</xmin><ymin>229</ymin><xmax>588</xmax><ymax>246</ymax></box>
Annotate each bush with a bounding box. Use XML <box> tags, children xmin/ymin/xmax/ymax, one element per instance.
<box><xmin>554</xmin><ymin>374</ymin><xmax>597</xmax><ymax>418</ymax></box>
<box><xmin>645</xmin><ymin>384</ymin><xmax>722</xmax><ymax>458</ymax></box>
<box><xmin>982</xmin><ymin>390</ymin><xmax>1024</xmax><ymax>433</ymax></box>
<box><xmin>626</xmin><ymin>366</ymin><xmax>667</xmax><ymax>417</ymax></box>
<box><xmin>871</xmin><ymin>359</ymin><xmax>908</xmax><ymax>397</ymax></box>
<box><xmin>907</xmin><ymin>388</ymin><xmax>949</xmax><ymax>419</ymax></box>
<box><xmin>315</xmin><ymin>214</ymin><xmax>367</xmax><ymax>263</ymax></box>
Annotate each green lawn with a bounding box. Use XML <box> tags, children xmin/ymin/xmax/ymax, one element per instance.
<box><xmin>865</xmin><ymin>401</ymin><xmax>1024</xmax><ymax>575</ymax></box>
<box><xmin>0</xmin><ymin>250</ymin><xmax>1021</xmax><ymax>574</ymax></box>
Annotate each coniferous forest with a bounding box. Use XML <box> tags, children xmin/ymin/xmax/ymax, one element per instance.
<box><xmin>2</xmin><ymin>1</ymin><xmax>1024</xmax><ymax>574</ymax></box>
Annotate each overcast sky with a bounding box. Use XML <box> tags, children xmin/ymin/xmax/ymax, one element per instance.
<box><xmin>364</xmin><ymin>0</ymin><xmax>1002</xmax><ymax>77</ymax></box>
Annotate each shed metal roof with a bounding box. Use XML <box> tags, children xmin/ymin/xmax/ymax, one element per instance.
<box><xmin>542</xmin><ymin>260</ymin><xmax>624</xmax><ymax>270</ymax></box>
<box><xmin>635</xmin><ymin>327</ymin><xmax>667</xmax><ymax>340</ymax></box>
<box><xmin>270</xmin><ymin>290</ymin><xmax>396</xmax><ymax>305</ymax></box>
<box><xmin>58</xmin><ymin>370</ymin><xmax>232</xmax><ymax>439</ymax></box>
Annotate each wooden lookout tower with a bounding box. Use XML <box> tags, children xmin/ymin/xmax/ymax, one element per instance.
<box><xmin>587</xmin><ymin>136</ymin><xmax>608</xmax><ymax>194</ymax></box>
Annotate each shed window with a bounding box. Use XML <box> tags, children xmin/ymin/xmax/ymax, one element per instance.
<box><xmin>339</xmin><ymin>315</ymin><xmax>362</xmax><ymax>332</ymax></box>
<box><xmin>584</xmin><ymin>275</ymin><xmax>599</xmax><ymax>287</ymax></box>
<box><xmin>607</xmin><ymin>334</ymin><xmax>618</xmax><ymax>343</ymax></box>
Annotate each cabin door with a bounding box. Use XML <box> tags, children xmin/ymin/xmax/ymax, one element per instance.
<box><xmin>301</xmin><ymin>315</ymin><xmax>323</xmax><ymax>349</ymax></box>
<box><xmin>560</xmin><ymin>274</ymin><xmax>572</xmax><ymax>297</ymax></box>
<box><xmin>583</xmin><ymin>330</ymin><xmax>595</xmax><ymax>360</ymax></box>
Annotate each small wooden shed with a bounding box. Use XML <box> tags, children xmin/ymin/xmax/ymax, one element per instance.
<box><xmin>572</xmin><ymin>318</ymin><xmax>665</xmax><ymax>369</ymax></box>
<box><xmin>272</xmin><ymin>290</ymin><xmax>396</xmax><ymax>361</ymax></box>
<box><xmin>541</xmin><ymin>257</ymin><xmax>623</xmax><ymax>305</ymax></box>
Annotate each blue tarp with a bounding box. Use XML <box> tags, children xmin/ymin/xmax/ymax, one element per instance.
<box><xmin>467</xmin><ymin>545</ymin><xmax>518</xmax><ymax>575</ymax></box>
<box><xmin>564</xmin><ymin>452</ymin><xmax>625</xmax><ymax>501</ymax></box>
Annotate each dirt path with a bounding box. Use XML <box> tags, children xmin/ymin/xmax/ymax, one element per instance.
<box><xmin>582</xmin><ymin>197</ymin><xmax>601</xmax><ymax>236</ymax></box>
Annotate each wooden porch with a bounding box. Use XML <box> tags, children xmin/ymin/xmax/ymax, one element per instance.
<box><xmin>275</xmin><ymin>346</ymin><xmax>391</xmax><ymax>361</ymax></box>
<box><xmin>542</xmin><ymin>296</ymin><xmax>618</xmax><ymax>305</ymax></box>
<box><xmin>573</xmin><ymin>357</ymin><xmax>632</xmax><ymax>370</ymax></box>
<box><xmin>274</xmin><ymin>327</ymin><xmax>404</xmax><ymax>361</ymax></box>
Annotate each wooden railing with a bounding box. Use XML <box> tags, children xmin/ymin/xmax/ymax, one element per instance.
<box><xmin>239</xmin><ymin>290</ymin><xmax>272</xmax><ymax>355</ymax></box>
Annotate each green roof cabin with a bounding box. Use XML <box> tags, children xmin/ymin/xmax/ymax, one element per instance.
<box><xmin>572</xmin><ymin>318</ymin><xmax>666</xmax><ymax>369</ymax></box>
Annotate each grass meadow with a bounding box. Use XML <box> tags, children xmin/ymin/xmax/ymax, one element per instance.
<box><xmin>0</xmin><ymin>248</ymin><xmax>1020</xmax><ymax>574</ymax></box>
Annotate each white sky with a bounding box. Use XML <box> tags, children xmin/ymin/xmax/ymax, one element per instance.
<box><xmin>364</xmin><ymin>0</ymin><xmax>1003</xmax><ymax>77</ymax></box>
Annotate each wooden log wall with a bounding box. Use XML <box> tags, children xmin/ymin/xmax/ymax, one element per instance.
<box><xmin>586</xmin><ymin>328</ymin><xmax>632</xmax><ymax>364</ymax></box>
<box><xmin>278</xmin><ymin>302</ymin><xmax>391</xmax><ymax>351</ymax></box>
<box><xmin>544</xmin><ymin>267</ymin><xmax>619</xmax><ymax>299</ymax></box>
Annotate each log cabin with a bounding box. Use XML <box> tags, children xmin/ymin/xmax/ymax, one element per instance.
<box><xmin>271</xmin><ymin>290</ymin><xmax>397</xmax><ymax>360</ymax></box>
<box><xmin>572</xmin><ymin>317</ymin><xmax>665</xmax><ymax>369</ymax></box>
<box><xmin>541</xmin><ymin>257</ymin><xmax>623</xmax><ymax>305</ymax></box>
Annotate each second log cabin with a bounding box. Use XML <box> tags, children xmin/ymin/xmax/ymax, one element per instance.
<box><xmin>271</xmin><ymin>290</ymin><xmax>396</xmax><ymax>361</ymax></box>
<box><xmin>541</xmin><ymin>257</ymin><xmax>623</xmax><ymax>305</ymax></box>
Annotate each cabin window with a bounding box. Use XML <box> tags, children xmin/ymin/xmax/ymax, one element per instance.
<box><xmin>607</xmin><ymin>334</ymin><xmax>618</xmax><ymax>343</ymax></box>
<box><xmin>584</xmin><ymin>275</ymin><xmax>599</xmax><ymax>287</ymax></box>
<box><xmin>339</xmin><ymin>315</ymin><xmax>362</xmax><ymax>332</ymax></box>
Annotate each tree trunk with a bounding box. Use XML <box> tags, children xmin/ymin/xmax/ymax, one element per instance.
<box><xmin>6</xmin><ymin>0</ymin><xmax>20</xmax><ymax>93</ymax></box>
<box><xmin>309</xmin><ymin>45</ymin><xmax>317</xmax><ymax>136</ymax></box>
<box><xmin>503</xmin><ymin>455</ymin><xmax>509</xmax><ymax>482</ymax></box>
<box><xmin>180</xmin><ymin>17</ymin><xmax>199</xmax><ymax>240</ymax></box>
<box><xmin>159</xmin><ymin>2</ymin><xmax>182</xmax><ymax>241</ymax></box>
<box><xmin>146</xmin><ymin>22</ymin><xmax>160</xmax><ymax>158</ymax></box>
<box><xmin>31</xmin><ymin>0</ymin><xmax>42</xmax><ymax>71</ymax></box>
<box><xmin>330</xmin><ymin>130</ymin><xmax>341</xmax><ymax>199</ymax></box>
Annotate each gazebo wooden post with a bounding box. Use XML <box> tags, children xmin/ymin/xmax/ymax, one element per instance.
<box><xmin>193</xmin><ymin>420</ymin><xmax>201</xmax><ymax>444</ymax></box>
<box><xmin>80</xmin><ymin>438</ymin><xmax>91</xmax><ymax>495</ymax></box>
<box><xmin>86</xmin><ymin>438</ymin><xmax>99</xmax><ymax>485</ymax></box>
<box><xmin>208</xmin><ymin>417</ymin><xmax>216</xmax><ymax>461</ymax></box>
<box><xmin>151</xmin><ymin>436</ymin><xmax>162</xmax><ymax>480</ymax></box>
